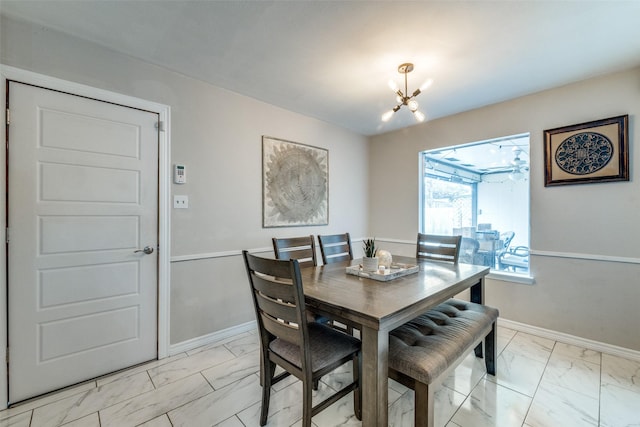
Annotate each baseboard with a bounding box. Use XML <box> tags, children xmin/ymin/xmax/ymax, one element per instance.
<box><xmin>168</xmin><ymin>320</ymin><xmax>257</xmax><ymax>355</ymax></box>
<box><xmin>168</xmin><ymin>318</ymin><xmax>640</xmax><ymax>363</ymax></box>
<box><xmin>499</xmin><ymin>318</ymin><xmax>640</xmax><ymax>362</ymax></box>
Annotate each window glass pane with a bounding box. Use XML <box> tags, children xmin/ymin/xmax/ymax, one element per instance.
<box><xmin>419</xmin><ymin>134</ymin><xmax>530</xmax><ymax>275</ymax></box>
<box><xmin>422</xmin><ymin>175</ymin><xmax>474</xmax><ymax>235</ymax></box>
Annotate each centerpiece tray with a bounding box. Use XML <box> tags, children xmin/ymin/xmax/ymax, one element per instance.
<box><xmin>345</xmin><ymin>263</ymin><xmax>419</xmax><ymax>282</ymax></box>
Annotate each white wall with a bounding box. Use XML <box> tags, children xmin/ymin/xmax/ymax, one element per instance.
<box><xmin>0</xmin><ymin>16</ymin><xmax>370</xmax><ymax>345</ymax></box>
<box><xmin>370</xmin><ymin>67</ymin><xmax>640</xmax><ymax>351</ymax></box>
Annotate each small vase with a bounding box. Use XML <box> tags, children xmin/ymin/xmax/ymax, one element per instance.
<box><xmin>362</xmin><ymin>256</ymin><xmax>379</xmax><ymax>272</ymax></box>
<box><xmin>376</xmin><ymin>249</ymin><xmax>393</xmax><ymax>268</ymax></box>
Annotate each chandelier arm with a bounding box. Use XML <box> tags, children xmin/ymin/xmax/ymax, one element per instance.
<box><xmin>404</xmin><ymin>71</ymin><xmax>409</xmax><ymax>104</ymax></box>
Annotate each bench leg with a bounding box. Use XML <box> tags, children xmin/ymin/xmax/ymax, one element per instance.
<box><xmin>474</xmin><ymin>342</ymin><xmax>483</xmax><ymax>358</ymax></box>
<box><xmin>414</xmin><ymin>381</ymin><xmax>434</xmax><ymax>427</ymax></box>
<box><xmin>485</xmin><ymin>321</ymin><xmax>497</xmax><ymax>376</ymax></box>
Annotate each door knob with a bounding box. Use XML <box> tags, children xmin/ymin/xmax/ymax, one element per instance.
<box><xmin>134</xmin><ymin>246</ymin><xmax>154</xmax><ymax>255</ymax></box>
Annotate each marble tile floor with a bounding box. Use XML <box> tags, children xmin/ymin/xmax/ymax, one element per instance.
<box><xmin>2</xmin><ymin>326</ymin><xmax>639</xmax><ymax>427</ymax></box>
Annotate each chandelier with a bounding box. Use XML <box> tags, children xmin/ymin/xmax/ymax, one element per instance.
<box><xmin>381</xmin><ymin>63</ymin><xmax>432</xmax><ymax>123</ymax></box>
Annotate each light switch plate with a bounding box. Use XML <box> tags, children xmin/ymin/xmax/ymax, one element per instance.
<box><xmin>174</xmin><ymin>195</ymin><xmax>189</xmax><ymax>209</ymax></box>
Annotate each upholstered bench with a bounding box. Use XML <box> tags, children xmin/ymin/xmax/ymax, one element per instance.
<box><xmin>388</xmin><ymin>299</ymin><xmax>499</xmax><ymax>427</ymax></box>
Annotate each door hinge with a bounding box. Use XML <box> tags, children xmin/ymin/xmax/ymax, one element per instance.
<box><xmin>155</xmin><ymin>121</ymin><xmax>165</xmax><ymax>132</ymax></box>
<box><xmin>6</xmin><ymin>108</ymin><xmax>10</xmax><ymax>125</ymax></box>
<box><xmin>5</xmin><ymin>227</ymin><xmax>8</xmax><ymax>244</ymax></box>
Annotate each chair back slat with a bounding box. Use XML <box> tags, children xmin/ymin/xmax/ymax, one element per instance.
<box><xmin>416</xmin><ymin>233</ymin><xmax>462</xmax><ymax>264</ymax></box>
<box><xmin>255</xmin><ymin>291</ymin><xmax>299</xmax><ymax>326</ymax></box>
<box><xmin>243</xmin><ymin>249</ymin><xmax>309</xmax><ymax>348</ymax></box>
<box><xmin>247</xmin><ymin>252</ymin><xmax>293</xmax><ymax>277</ymax></box>
<box><xmin>318</xmin><ymin>233</ymin><xmax>353</xmax><ymax>265</ymax></box>
<box><xmin>323</xmin><ymin>243</ymin><xmax>350</xmax><ymax>257</ymax></box>
<box><xmin>278</xmin><ymin>248</ymin><xmax>314</xmax><ymax>265</ymax></box>
<box><xmin>259</xmin><ymin>312</ymin><xmax>301</xmax><ymax>345</ymax></box>
<box><xmin>273</xmin><ymin>236</ymin><xmax>317</xmax><ymax>268</ymax></box>
<box><xmin>252</xmin><ymin>274</ymin><xmax>296</xmax><ymax>303</ymax></box>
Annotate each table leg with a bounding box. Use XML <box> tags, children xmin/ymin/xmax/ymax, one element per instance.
<box><xmin>470</xmin><ymin>276</ymin><xmax>485</xmax><ymax>304</ymax></box>
<box><xmin>471</xmin><ymin>276</ymin><xmax>486</xmax><ymax>358</ymax></box>
<box><xmin>361</xmin><ymin>325</ymin><xmax>388</xmax><ymax>427</ymax></box>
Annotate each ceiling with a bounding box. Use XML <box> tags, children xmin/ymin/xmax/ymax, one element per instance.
<box><xmin>424</xmin><ymin>134</ymin><xmax>530</xmax><ymax>179</ymax></box>
<box><xmin>1</xmin><ymin>1</ymin><xmax>640</xmax><ymax>136</ymax></box>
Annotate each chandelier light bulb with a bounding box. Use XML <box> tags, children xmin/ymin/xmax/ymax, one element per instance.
<box><xmin>381</xmin><ymin>110</ymin><xmax>394</xmax><ymax>122</ymax></box>
<box><xmin>413</xmin><ymin>110</ymin><xmax>426</xmax><ymax>122</ymax></box>
<box><xmin>396</xmin><ymin>95</ymin><xmax>403</xmax><ymax>104</ymax></box>
<box><xmin>408</xmin><ymin>99</ymin><xmax>419</xmax><ymax>112</ymax></box>
<box><xmin>388</xmin><ymin>79</ymin><xmax>399</xmax><ymax>92</ymax></box>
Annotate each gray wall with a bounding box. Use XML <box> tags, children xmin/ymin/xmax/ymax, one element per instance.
<box><xmin>2</xmin><ymin>14</ymin><xmax>639</xmax><ymax>352</ymax></box>
<box><xmin>370</xmin><ymin>67</ymin><xmax>640</xmax><ymax>351</ymax></box>
<box><xmin>0</xmin><ymin>16</ymin><xmax>370</xmax><ymax>344</ymax></box>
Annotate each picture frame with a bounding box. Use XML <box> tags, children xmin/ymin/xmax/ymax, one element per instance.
<box><xmin>262</xmin><ymin>136</ymin><xmax>328</xmax><ymax>227</ymax></box>
<box><xmin>544</xmin><ymin>115</ymin><xmax>629</xmax><ymax>187</ymax></box>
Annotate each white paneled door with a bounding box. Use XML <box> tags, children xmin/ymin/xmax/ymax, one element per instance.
<box><xmin>7</xmin><ymin>82</ymin><xmax>159</xmax><ymax>403</ymax></box>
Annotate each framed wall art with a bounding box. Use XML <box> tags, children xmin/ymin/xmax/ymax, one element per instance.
<box><xmin>544</xmin><ymin>115</ymin><xmax>629</xmax><ymax>186</ymax></box>
<box><xmin>262</xmin><ymin>136</ymin><xmax>328</xmax><ymax>227</ymax></box>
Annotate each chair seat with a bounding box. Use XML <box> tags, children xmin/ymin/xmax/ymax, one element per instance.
<box><xmin>499</xmin><ymin>246</ymin><xmax>529</xmax><ymax>270</ymax></box>
<box><xmin>270</xmin><ymin>322</ymin><xmax>361</xmax><ymax>373</ymax></box>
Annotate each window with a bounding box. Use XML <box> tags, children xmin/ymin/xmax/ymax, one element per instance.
<box><xmin>422</xmin><ymin>172</ymin><xmax>476</xmax><ymax>235</ymax></box>
<box><xmin>419</xmin><ymin>134</ymin><xmax>530</xmax><ymax>274</ymax></box>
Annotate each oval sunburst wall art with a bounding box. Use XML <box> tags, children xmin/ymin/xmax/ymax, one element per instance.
<box><xmin>262</xmin><ymin>136</ymin><xmax>328</xmax><ymax>227</ymax></box>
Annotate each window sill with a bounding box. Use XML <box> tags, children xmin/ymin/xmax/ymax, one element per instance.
<box><xmin>487</xmin><ymin>271</ymin><xmax>534</xmax><ymax>285</ymax></box>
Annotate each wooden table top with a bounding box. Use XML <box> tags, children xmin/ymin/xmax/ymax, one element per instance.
<box><xmin>300</xmin><ymin>255</ymin><xmax>490</xmax><ymax>331</ymax></box>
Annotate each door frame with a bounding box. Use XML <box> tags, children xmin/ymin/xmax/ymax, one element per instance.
<box><xmin>0</xmin><ymin>64</ymin><xmax>171</xmax><ymax>409</ymax></box>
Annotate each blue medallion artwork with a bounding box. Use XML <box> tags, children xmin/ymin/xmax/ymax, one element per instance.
<box><xmin>555</xmin><ymin>132</ymin><xmax>613</xmax><ymax>175</ymax></box>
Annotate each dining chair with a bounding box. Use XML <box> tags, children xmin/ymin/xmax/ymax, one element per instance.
<box><xmin>242</xmin><ymin>251</ymin><xmax>362</xmax><ymax>426</ymax></box>
<box><xmin>498</xmin><ymin>245</ymin><xmax>529</xmax><ymax>271</ymax></box>
<box><xmin>317</xmin><ymin>232</ymin><xmax>358</xmax><ymax>335</ymax></box>
<box><xmin>500</xmin><ymin>231</ymin><xmax>515</xmax><ymax>250</ymax></box>
<box><xmin>272</xmin><ymin>235</ymin><xmax>317</xmax><ymax>268</ymax></box>
<box><xmin>318</xmin><ymin>232</ymin><xmax>353</xmax><ymax>265</ymax></box>
<box><xmin>416</xmin><ymin>233</ymin><xmax>462</xmax><ymax>263</ymax></box>
<box><xmin>273</xmin><ymin>235</ymin><xmax>346</xmax><ymax>383</ymax></box>
<box><xmin>495</xmin><ymin>231</ymin><xmax>515</xmax><ymax>256</ymax></box>
<box><xmin>273</xmin><ymin>234</ymin><xmax>331</xmax><ymax>337</ymax></box>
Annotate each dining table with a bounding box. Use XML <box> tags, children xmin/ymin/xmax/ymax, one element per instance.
<box><xmin>299</xmin><ymin>255</ymin><xmax>490</xmax><ymax>426</ymax></box>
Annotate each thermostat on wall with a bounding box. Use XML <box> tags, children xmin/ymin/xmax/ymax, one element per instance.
<box><xmin>174</xmin><ymin>164</ymin><xmax>186</xmax><ymax>184</ymax></box>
